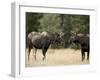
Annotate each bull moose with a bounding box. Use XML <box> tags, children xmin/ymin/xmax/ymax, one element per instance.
<box><xmin>27</xmin><ymin>31</ymin><xmax>64</xmax><ymax>61</ymax></box>
<box><xmin>70</xmin><ymin>33</ymin><xmax>90</xmax><ymax>61</ymax></box>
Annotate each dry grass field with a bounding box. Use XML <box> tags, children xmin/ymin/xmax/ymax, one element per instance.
<box><xmin>25</xmin><ymin>49</ymin><xmax>89</xmax><ymax>67</ymax></box>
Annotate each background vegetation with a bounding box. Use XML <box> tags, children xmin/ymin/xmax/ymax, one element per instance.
<box><xmin>26</xmin><ymin>12</ymin><xmax>89</xmax><ymax>48</ymax></box>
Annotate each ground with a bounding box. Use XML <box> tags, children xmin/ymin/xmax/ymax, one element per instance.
<box><xmin>25</xmin><ymin>48</ymin><xmax>89</xmax><ymax>67</ymax></box>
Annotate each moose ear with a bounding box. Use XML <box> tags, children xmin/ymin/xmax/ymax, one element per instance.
<box><xmin>60</xmin><ymin>32</ymin><xmax>64</xmax><ymax>36</ymax></box>
<box><xmin>70</xmin><ymin>31</ymin><xmax>77</xmax><ymax>36</ymax></box>
<box><xmin>54</xmin><ymin>32</ymin><xmax>59</xmax><ymax>38</ymax></box>
<box><xmin>54</xmin><ymin>32</ymin><xmax>58</xmax><ymax>35</ymax></box>
<box><xmin>77</xmin><ymin>33</ymin><xmax>84</xmax><ymax>37</ymax></box>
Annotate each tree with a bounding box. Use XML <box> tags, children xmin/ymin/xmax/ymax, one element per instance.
<box><xmin>26</xmin><ymin>12</ymin><xmax>43</xmax><ymax>47</ymax></box>
<box><xmin>38</xmin><ymin>13</ymin><xmax>62</xmax><ymax>33</ymax></box>
<box><xmin>26</xmin><ymin>12</ymin><xmax>43</xmax><ymax>35</ymax></box>
<box><xmin>26</xmin><ymin>12</ymin><xmax>89</xmax><ymax>49</ymax></box>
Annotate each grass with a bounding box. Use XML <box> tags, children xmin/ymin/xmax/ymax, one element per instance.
<box><xmin>25</xmin><ymin>48</ymin><xmax>89</xmax><ymax>67</ymax></box>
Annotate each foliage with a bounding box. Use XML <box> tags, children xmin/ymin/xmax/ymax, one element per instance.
<box><xmin>26</xmin><ymin>12</ymin><xmax>89</xmax><ymax>49</ymax></box>
<box><xmin>38</xmin><ymin>13</ymin><xmax>62</xmax><ymax>33</ymax></box>
<box><xmin>26</xmin><ymin>12</ymin><xmax>43</xmax><ymax>35</ymax></box>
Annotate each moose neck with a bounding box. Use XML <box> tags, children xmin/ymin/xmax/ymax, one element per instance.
<box><xmin>48</xmin><ymin>33</ymin><xmax>57</xmax><ymax>44</ymax></box>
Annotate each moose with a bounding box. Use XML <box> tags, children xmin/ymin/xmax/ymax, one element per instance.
<box><xmin>70</xmin><ymin>33</ymin><xmax>90</xmax><ymax>61</ymax></box>
<box><xmin>27</xmin><ymin>31</ymin><xmax>64</xmax><ymax>61</ymax></box>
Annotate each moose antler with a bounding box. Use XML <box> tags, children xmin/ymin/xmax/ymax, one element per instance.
<box><xmin>71</xmin><ymin>28</ymin><xmax>80</xmax><ymax>36</ymax></box>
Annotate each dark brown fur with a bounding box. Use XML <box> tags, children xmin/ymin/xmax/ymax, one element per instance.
<box><xmin>27</xmin><ymin>31</ymin><xmax>64</xmax><ymax>61</ymax></box>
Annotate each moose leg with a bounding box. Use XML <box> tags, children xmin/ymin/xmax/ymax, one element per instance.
<box><xmin>32</xmin><ymin>48</ymin><xmax>37</xmax><ymax>60</ymax></box>
<box><xmin>28</xmin><ymin>45</ymin><xmax>32</xmax><ymax>61</ymax></box>
<box><xmin>87</xmin><ymin>51</ymin><xmax>89</xmax><ymax>61</ymax></box>
<box><xmin>42</xmin><ymin>48</ymin><xmax>48</xmax><ymax>61</ymax></box>
<box><xmin>81</xmin><ymin>49</ymin><xmax>85</xmax><ymax>61</ymax></box>
<box><xmin>34</xmin><ymin>48</ymin><xmax>37</xmax><ymax>60</ymax></box>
